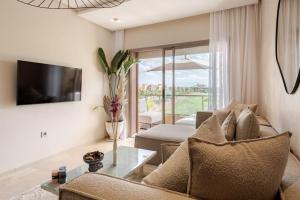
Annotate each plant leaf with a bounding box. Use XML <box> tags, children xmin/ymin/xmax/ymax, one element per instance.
<box><xmin>111</xmin><ymin>50</ymin><xmax>129</xmax><ymax>73</ymax></box>
<box><xmin>111</xmin><ymin>50</ymin><xmax>123</xmax><ymax>73</ymax></box>
<box><xmin>123</xmin><ymin>56</ymin><xmax>138</xmax><ymax>75</ymax></box>
<box><xmin>98</xmin><ymin>48</ymin><xmax>111</xmax><ymax>75</ymax></box>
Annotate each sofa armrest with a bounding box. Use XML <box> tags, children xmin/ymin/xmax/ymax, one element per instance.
<box><xmin>196</xmin><ymin>111</ymin><xmax>213</xmax><ymax>128</ymax></box>
<box><xmin>59</xmin><ymin>173</ymin><xmax>194</xmax><ymax>200</ymax></box>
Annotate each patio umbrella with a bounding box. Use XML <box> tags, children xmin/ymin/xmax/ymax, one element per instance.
<box><xmin>147</xmin><ymin>59</ymin><xmax>209</xmax><ymax>72</ymax></box>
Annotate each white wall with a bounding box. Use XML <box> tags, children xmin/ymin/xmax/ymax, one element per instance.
<box><xmin>0</xmin><ymin>0</ymin><xmax>113</xmax><ymax>174</ymax></box>
<box><xmin>259</xmin><ymin>0</ymin><xmax>300</xmax><ymax>158</ymax></box>
<box><xmin>124</xmin><ymin>14</ymin><xmax>209</xmax><ymax>49</ymax></box>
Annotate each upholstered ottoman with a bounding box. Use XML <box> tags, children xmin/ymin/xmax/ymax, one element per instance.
<box><xmin>134</xmin><ymin>124</ymin><xmax>196</xmax><ymax>165</ymax></box>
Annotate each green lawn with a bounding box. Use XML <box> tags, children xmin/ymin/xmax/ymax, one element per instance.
<box><xmin>174</xmin><ymin>96</ymin><xmax>209</xmax><ymax>115</ymax></box>
<box><xmin>140</xmin><ymin>94</ymin><xmax>209</xmax><ymax>116</ymax></box>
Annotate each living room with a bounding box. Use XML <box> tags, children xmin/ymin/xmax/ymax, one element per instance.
<box><xmin>0</xmin><ymin>0</ymin><xmax>299</xmax><ymax>199</ymax></box>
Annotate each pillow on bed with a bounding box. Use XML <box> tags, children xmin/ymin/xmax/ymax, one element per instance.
<box><xmin>142</xmin><ymin>115</ymin><xmax>226</xmax><ymax>193</ymax></box>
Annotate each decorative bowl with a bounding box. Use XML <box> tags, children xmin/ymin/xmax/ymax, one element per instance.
<box><xmin>83</xmin><ymin>151</ymin><xmax>104</xmax><ymax>172</ymax></box>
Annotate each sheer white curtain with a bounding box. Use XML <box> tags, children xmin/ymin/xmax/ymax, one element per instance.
<box><xmin>209</xmin><ymin>4</ymin><xmax>260</xmax><ymax>110</ymax></box>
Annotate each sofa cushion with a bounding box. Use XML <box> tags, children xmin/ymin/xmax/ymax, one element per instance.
<box><xmin>221</xmin><ymin>111</ymin><xmax>236</xmax><ymax>141</ymax></box>
<box><xmin>142</xmin><ymin>115</ymin><xmax>226</xmax><ymax>193</ymax></box>
<box><xmin>224</xmin><ymin>100</ymin><xmax>258</xmax><ymax>117</ymax></box>
<box><xmin>60</xmin><ymin>173</ymin><xmax>194</xmax><ymax>200</ymax></box>
<box><xmin>256</xmin><ymin>115</ymin><xmax>272</xmax><ymax>127</ymax></box>
<box><xmin>194</xmin><ymin>115</ymin><xmax>227</xmax><ymax>143</ymax></box>
<box><xmin>136</xmin><ymin>124</ymin><xmax>195</xmax><ymax>142</ymax></box>
<box><xmin>135</xmin><ymin>124</ymin><xmax>196</xmax><ymax>165</ymax></box>
<box><xmin>236</xmin><ymin>109</ymin><xmax>260</xmax><ymax>140</ymax></box>
<box><xmin>187</xmin><ymin>132</ymin><xmax>290</xmax><ymax>200</ymax></box>
<box><xmin>232</xmin><ymin>103</ymin><xmax>258</xmax><ymax>117</ymax></box>
<box><xmin>161</xmin><ymin>143</ymin><xmax>181</xmax><ymax>163</ymax></box>
<box><xmin>213</xmin><ymin>109</ymin><xmax>230</xmax><ymax>124</ymax></box>
<box><xmin>281</xmin><ymin>153</ymin><xmax>300</xmax><ymax>200</ymax></box>
<box><xmin>260</xmin><ymin>125</ymin><xmax>278</xmax><ymax>137</ymax></box>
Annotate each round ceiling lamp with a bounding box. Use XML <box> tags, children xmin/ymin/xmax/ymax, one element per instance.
<box><xmin>17</xmin><ymin>0</ymin><xmax>127</xmax><ymax>9</ymax></box>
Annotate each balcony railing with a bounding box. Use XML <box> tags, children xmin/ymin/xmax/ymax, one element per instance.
<box><xmin>139</xmin><ymin>93</ymin><xmax>209</xmax><ymax>116</ymax></box>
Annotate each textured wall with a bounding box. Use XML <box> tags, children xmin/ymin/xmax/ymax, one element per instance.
<box><xmin>259</xmin><ymin>0</ymin><xmax>300</xmax><ymax>158</ymax></box>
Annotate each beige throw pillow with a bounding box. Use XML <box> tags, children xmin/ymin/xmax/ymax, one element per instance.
<box><xmin>188</xmin><ymin>132</ymin><xmax>291</xmax><ymax>200</ymax></box>
<box><xmin>142</xmin><ymin>115</ymin><xmax>226</xmax><ymax>193</ymax></box>
<box><xmin>221</xmin><ymin>111</ymin><xmax>236</xmax><ymax>141</ymax></box>
<box><xmin>236</xmin><ymin>108</ymin><xmax>260</xmax><ymax>140</ymax></box>
<box><xmin>161</xmin><ymin>143</ymin><xmax>180</xmax><ymax>163</ymax></box>
<box><xmin>233</xmin><ymin>103</ymin><xmax>258</xmax><ymax>118</ymax></box>
<box><xmin>224</xmin><ymin>100</ymin><xmax>258</xmax><ymax>118</ymax></box>
<box><xmin>195</xmin><ymin>115</ymin><xmax>227</xmax><ymax>143</ymax></box>
<box><xmin>256</xmin><ymin>115</ymin><xmax>272</xmax><ymax>127</ymax></box>
<box><xmin>213</xmin><ymin>109</ymin><xmax>230</xmax><ymax>125</ymax></box>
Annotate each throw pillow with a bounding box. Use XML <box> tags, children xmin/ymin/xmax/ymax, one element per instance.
<box><xmin>187</xmin><ymin>132</ymin><xmax>291</xmax><ymax>200</ymax></box>
<box><xmin>161</xmin><ymin>143</ymin><xmax>180</xmax><ymax>163</ymax></box>
<box><xmin>213</xmin><ymin>109</ymin><xmax>230</xmax><ymax>125</ymax></box>
<box><xmin>256</xmin><ymin>115</ymin><xmax>272</xmax><ymax>127</ymax></box>
<box><xmin>233</xmin><ymin>103</ymin><xmax>258</xmax><ymax>118</ymax></box>
<box><xmin>218</xmin><ymin>100</ymin><xmax>258</xmax><ymax>119</ymax></box>
<box><xmin>194</xmin><ymin>115</ymin><xmax>227</xmax><ymax>143</ymax></box>
<box><xmin>221</xmin><ymin>111</ymin><xmax>236</xmax><ymax>141</ymax></box>
<box><xmin>235</xmin><ymin>108</ymin><xmax>260</xmax><ymax>140</ymax></box>
<box><xmin>142</xmin><ymin>115</ymin><xmax>226</xmax><ymax>193</ymax></box>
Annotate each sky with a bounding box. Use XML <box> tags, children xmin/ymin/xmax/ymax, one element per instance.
<box><xmin>139</xmin><ymin>53</ymin><xmax>209</xmax><ymax>87</ymax></box>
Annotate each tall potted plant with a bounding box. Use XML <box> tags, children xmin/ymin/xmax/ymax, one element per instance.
<box><xmin>95</xmin><ymin>48</ymin><xmax>136</xmax><ymax>166</ymax></box>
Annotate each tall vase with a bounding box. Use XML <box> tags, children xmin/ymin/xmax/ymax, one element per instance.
<box><xmin>113</xmin><ymin>138</ymin><xmax>117</xmax><ymax>166</ymax></box>
<box><xmin>112</xmin><ymin>121</ymin><xmax>119</xmax><ymax>166</ymax></box>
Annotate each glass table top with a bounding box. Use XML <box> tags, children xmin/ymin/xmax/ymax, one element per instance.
<box><xmin>41</xmin><ymin>146</ymin><xmax>156</xmax><ymax>195</ymax></box>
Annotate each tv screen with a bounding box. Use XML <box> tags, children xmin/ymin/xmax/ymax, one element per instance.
<box><xmin>17</xmin><ymin>60</ymin><xmax>82</xmax><ymax>105</ymax></box>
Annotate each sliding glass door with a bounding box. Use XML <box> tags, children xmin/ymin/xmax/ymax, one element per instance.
<box><xmin>137</xmin><ymin>50</ymin><xmax>163</xmax><ymax>130</ymax></box>
<box><xmin>136</xmin><ymin>43</ymin><xmax>209</xmax><ymax>131</ymax></box>
<box><xmin>173</xmin><ymin>46</ymin><xmax>209</xmax><ymax>126</ymax></box>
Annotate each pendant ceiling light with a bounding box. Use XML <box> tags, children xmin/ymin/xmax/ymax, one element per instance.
<box><xmin>17</xmin><ymin>0</ymin><xmax>127</xmax><ymax>9</ymax></box>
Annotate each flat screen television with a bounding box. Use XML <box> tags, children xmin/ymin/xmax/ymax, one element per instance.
<box><xmin>17</xmin><ymin>60</ymin><xmax>82</xmax><ymax>105</ymax></box>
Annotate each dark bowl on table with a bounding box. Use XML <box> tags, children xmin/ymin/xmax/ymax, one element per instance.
<box><xmin>83</xmin><ymin>151</ymin><xmax>104</xmax><ymax>172</ymax></box>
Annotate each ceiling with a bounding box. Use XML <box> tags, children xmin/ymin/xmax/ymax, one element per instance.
<box><xmin>78</xmin><ymin>0</ymin><xmax>258</xmax><ymax>31</ymax></box>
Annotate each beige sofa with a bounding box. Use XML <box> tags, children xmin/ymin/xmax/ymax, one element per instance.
<box><xmin>60</xmin><ymin>112</ymin><xmax>300</xmax><ymax>200</ymax></box>
<box><xmin>135</xmin><ymin>124</ymin><xmax>196</xmax><ymax>165</ymax></box>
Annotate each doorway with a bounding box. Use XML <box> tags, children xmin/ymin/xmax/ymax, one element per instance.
<box><xmin>133</xmin><ymin>41</ymin><xmax>210</xmax><ymax>132</ymax></box>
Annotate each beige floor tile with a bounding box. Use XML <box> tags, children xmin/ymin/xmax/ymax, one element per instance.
<box><xmin>0</xmin><ymin>138</ymin><xmax>134</xmax><ymax>200</ymax></box>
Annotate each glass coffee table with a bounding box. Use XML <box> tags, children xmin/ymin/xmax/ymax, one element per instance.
<box><xmin>41</xmin><ymin>146</ymin><xmax>156</xmax><ymax>195</ymax></box>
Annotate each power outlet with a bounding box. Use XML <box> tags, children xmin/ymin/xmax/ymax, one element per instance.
<box><xmin>40</xmin><ymin>132</ymin><xmax>47</xmax><ymax>138</ymax></box>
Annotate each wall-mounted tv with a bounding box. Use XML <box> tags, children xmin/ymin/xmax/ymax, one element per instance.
<box><xmin>17</xmin><ymin>60</ymin><xmax>82</xmax><ymax>105</ymax></box>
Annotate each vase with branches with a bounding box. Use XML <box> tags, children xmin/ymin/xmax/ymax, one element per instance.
<box><xmin>95</xmin><ymin>48</ymin><xmax>136</xmax><ymax>166</ymax></box>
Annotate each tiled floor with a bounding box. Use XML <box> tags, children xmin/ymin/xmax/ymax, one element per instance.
<box><xmin>0</xmin><ymin>138</ymin><xmax>135</xmax><ymax>200</ymax></box>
